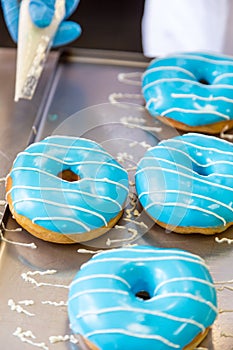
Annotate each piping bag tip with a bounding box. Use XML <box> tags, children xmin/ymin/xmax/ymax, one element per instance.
<box><xmin>14</xmin><ymin>0</ymin><xmax>65</xmax><ymax>102</ymax></box>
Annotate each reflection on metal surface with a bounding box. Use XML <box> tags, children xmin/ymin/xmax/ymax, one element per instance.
<box><xmin>0</xmin><ymin>49</ymin><xmax>233</xmax><ymax>349</ymax></box>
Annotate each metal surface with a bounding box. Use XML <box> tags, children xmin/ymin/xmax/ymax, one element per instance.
<box><xmin>0</xmin><ymin>48</ymin><xmax>233</xmax><ymax>350</ymax></box>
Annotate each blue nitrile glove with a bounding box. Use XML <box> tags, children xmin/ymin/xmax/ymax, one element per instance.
<box><xmin>1</xmin><ymin>0</ymin><xmax>81</xmax><ymax>47</ymax></box>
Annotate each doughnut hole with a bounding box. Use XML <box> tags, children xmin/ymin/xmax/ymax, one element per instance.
<box><xmin>119</xmin><ymin>263</ymin><xmax>155</xmax><ymax>302</ymax></box>
<box><xmin>198</xmin><ymin>78</ymin><xmax>209</xmax><ymax>85</ymax></box>
<box><xmin>57</xmin><ymin>168</ymin><xmax>81</xmax><ymax>182</ymax></box>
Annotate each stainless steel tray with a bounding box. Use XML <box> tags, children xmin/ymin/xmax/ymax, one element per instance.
<box><xmin>0</xmin><ymin>48</ymin><xmax>233</xmax><ymax>350</ymax></box>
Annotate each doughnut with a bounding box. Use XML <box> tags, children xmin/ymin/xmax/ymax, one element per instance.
<box><xmin>136</xmin><ymin>132</ymin><xmax>233</xmax><ymax>234</ymax></box>
<box><xmin>68</xmin><ymin>245</ymin><xmax>217</xmax><ymax>350</ymax></box>
<box><xmin>6</xmin><ymin>136</ymin><xmax>129</xmax><ymax>244</ymax></box>
<box><xmin>142</xmin><ymin>52</ymin><xmax>233</xmax><ymax>134</ymax></box>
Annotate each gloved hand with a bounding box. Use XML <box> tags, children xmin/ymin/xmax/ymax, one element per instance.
<box><xmin>1</xmin><ymin>0</ymin><xmax>81</xmax><ymax>47</ymax></box>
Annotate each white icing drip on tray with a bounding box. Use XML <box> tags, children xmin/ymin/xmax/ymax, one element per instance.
<box><xmin>0</xmin><ymin>227</ymin><xmax>37</xmax><ymax>249</ymax></box>
<box><xmin>13</xmin><ymin>327</ymin><xmax>48</xmax><ymax>350</ymax></box>
<box><xmin>215</xmin><ymin>237</ymin><xmax>233</xmax><ymax>244</ymax></box>
<box><xmin>21</xmin><ymin>269</ymin><xmax>69</xmax><ymax>289</ymax></box>
<box><xmin>109</xmin><ymin>92</ymin><xmax>143</xmax><ymax>104</ymax></box>
<box><xmin>118</xmin><ymin>72</ymin><xmax>142</xmax><ymax>85</ymax></box>
<box><xmin>77</xmin><ymin>248</ymin><xmax>105</xmax><ymax>254</ymax></box>
<box><xmin>8</xmin><ymin>299</ymin><xmax>35</xmax><ymax>316</ymax></box>
<box><xmin>41</xmin><ymin>300</ymin><xmax>67</xmax><ymax>306</ymax></box>
<box><xmin>106</xmin><ymin>228</ymin><xmax>138</xmax><ymax>246</ymax></box>
<box><xmin>49</xmin><ymin>334</ymin><xmax>78</xmax><ymax>344</ymax></box>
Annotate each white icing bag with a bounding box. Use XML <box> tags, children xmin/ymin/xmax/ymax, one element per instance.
<box><xmin>14</xmin><ymin>0</ymin><xmax>65</xmax><ymax>101</ymax></box>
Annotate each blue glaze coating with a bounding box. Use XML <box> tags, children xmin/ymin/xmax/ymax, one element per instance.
<box><xmin>142</xmin><ymin>52</ymin><xmax>233</xmax><ymax>126</ymax></box>
<box><xmin>8</xmin><ymin>136</ymin><xmax>129</xmax><ymax>235</ymax></box>
<box><xmin>68</xmin><ymin>245</ymin><xmax>217</xmax><ymax>350</ymax></box>
<box><xmin>136</xmin><ymin>133</ymin><xmax>233</xmax><ymax>230</ymax></box>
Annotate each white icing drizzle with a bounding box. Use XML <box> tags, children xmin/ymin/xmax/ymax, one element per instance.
<box><xmin>69</xmin><ymin>288</ymin><xmax>129</xmax><ymax>301</ymax></box>
<box><xmin>153</xmin><ymin>292</ymin><xmax>217</xmax><ymax>313</ymax></box>
<box><xmin>77</xmin><ymin>248</ymin><xmax>104</xmax><ymax>254</ymax></box>
<box><xmin>11</xmin><ymin>167</ymin><xmax>128</xmax><ymax>192</ymax></box>
<box><xmin>116</xmin><ymin>151</ymin><xmax>134</xmax><ymax>163</ymax></box>
<box><xmin>82</xmin><ymin>256</ymin><xmax>208</xmax><ymax>272</ymax></box>
<box><xmin>1</xmin><ymin>221</ymin><xmax>22</xmax><ymax>232</ymax></box>
<box><xmin>167</xmin><ymin>52</ymin><xmax>233</xmax><ymax>64</ymax></box>
<box><xmin>18</xmin><ymin>300</ymin><xmax>35</xmax><ymax>306</ymax></box>
<box><xmin>129</xmin><ymin>140</ymin><xmax>152</xmax><ymax>149</ymax></box>
<box><xmin>141</xmin><ymin>155</ymin><xmax>233</xmax><ymax>176</ymax></box>
<box><xmin>20</xmin><ymin>151</ymin><xmax>125</xmax><ymax>172</ymax></box>
<box><xmin>120</xmin><ymin>115</ymin><xmax>146</xmax><ymax>124</ymax></box>
<box><xmin>139</xmin><ymin>188</ymin><xmax>233</xmax><ymax>217</ymax></box>
<box><xmin>0</xmin><ymin>228</ymin><xmax>37</xmax><ymax>249</ymax></box>
<box><xmin>215</xmin><ymin>278</ymin><xmax>233</xmax><ymax>285</ymax></box>
<box><xmin>49</xmin><ymin>334</ymin><xmax>78</xmax><ymax>344</ymax></box>
<box><xmin>13</xmin><ymin>197</ymin><xmax>108</xmax><ymax>226</ymax></box>
<box><xmin>13</xmin><ymin>327</ymin><xmax>48</xmax><ymax>350</ymax></box>
<box><xmin>118</xmin><ymin>72</ymin><xmax>142</xmax><ymax>85</ymax></box>
<box><xmin>108</xmin><ymin>92</ymin><xmax>143</xmax><ymax>104</ymax></box>
<box><xmin>136</xmin><ymin>165</ymin><xmax>233</xmax><ymax>198</ymax></box>
<box><xmin>167</xmin><ymin>135</ymin><xmax>233</xmax><ymax>154</ymax></box>
<box><xmin>217</xmin><ymin>285</ymin><xmax>233</xmax><ymax>292</ymax></box>
<box><xmin>126</xmin><ymin>166</ymin><xmax>137</xmax><ymax>172</ymax></box>
<box><xmin>215</xmin><ymin>237</ymin><xmax>233</xmax><ymax>244</ymax></box>
<box><xmin>160</xmin><ymin>107</ymin><xmax>230</xmax><ymax>120</ymax></box>
<box><xmin>8</xmin><ymin>299</ymin><xmax>35</xmax><ymax>316</ymax></box>
<box><xmin>7</xmin><ymin>185</ymin><xmax>122</xmax><ymax>210</ymax></box>
<box><xmin>145</xmin><ymin>200</ymin><xmax>226</xmax><ymax>226</ymax></box>
<box><xmin>120</xmin><ymin>120</ymin><xmax>162</xmax><ymax>133</ymax></box>
<box><xmin>220</xmin><ymin>124</ymin><xmax>233</xmax><ymax>140</ymax></box>
<box><xmin>0</xmin><ymin>199</ymin><xmax>6</xmax><ymax>205</ymax></box>
<box><xmin>154</xmin><ymin>277</ymin><xmax>215</xmax><ymax>295</ymax></box>
<box><xmin>32</xmin><ymin>125</ymin><xmax>37</xmax><ymax>135</ymax></box>
<box><xmin>220</xmin><ymin>331</ymin><xmax>233</xmax><ymax>338</ymax></box>
<box><xmin>32</xmin><ymin>216</ymin><xmax>90</xmax><ymax>231</ymax></box>
<box><xmin>171</xmin><ymin>93</ymin><xmax>233</xmax><ymax>104</ymax></box>
<box><xmin>214</xmin><ymin>72</ymin><xmax>233</xmax><ymax>83</ymax></box>
<box><xmin>143</xmin><ymin>77</ymin><xmax>233</xmax><ymax>93</ymax></box>
<box><xmin>219</xmin><ymin>309</ymin><xmax>233</xmax><ymax>313</ymax></box>
<box><xmin>106</xmin><ymin>228</ymin><xmax>138</xmax><ymax>246</ymax></box>
<box><xmin>28</xmin><ymin>140</ymin><xmax>111</xmax><ymax>156</ymax></box>
<box><xmin>70</xmin><ymin>274</ymin><xmax>131</xmax><ymax>289</ymax></box>
<box><xmin>143</xmin><ymin>66</ymin><xmax>196</xmax><ymax>79</ymax></box>
<box><xmin>76</xmin><ymin>306</ymin><xmax>205</xmax><ymax>331</ymax></box>
<box><xmin>123</xmin><ymin>218</ymin><xmax>148</xmax><ymax>229</ymax></box>
<box><xmin>21</xmin><ymin>269</ymin><xmax>69</xmax><ymax>289</ymax></box>
<box><xmin>41</xmin><ymin>300</ymin><xmax>67</xmax><ymax>306</ymax></box>
<box><xmin>85</xmin><ymin>329</ymin><xmax>179</xmax><ymax>349</ymax></box>
<box><xmin>160</xmin><ymin>106</ymin><xmax>230</xmax><ymax>120</ymax></box>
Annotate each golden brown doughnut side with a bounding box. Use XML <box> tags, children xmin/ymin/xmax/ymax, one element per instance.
<box><xmin>144</xmin><ymin>210</ymin><xmax>229</xmax><ymax>235</ymax></box>
<box><xmin>6</xmin><ymin>175</ymin><xmax>123</xmax><ymax>244</ymax></box>
<box><xmin>157</xmin><ymin>115</ymin><xmax>233</xmax><ymax>134</ymax></box>
<box><xmin>183</xmin><ymin>328</ymin><xmax>209</xmax><ymax>350</ymax></box>
<box><xmin>85</xmin><ymin>338</ymin><xmax>100</xmax><ymax>350</ymax></box>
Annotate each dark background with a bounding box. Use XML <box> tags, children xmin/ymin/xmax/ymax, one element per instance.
<box><xmin>0</xmin><ymin>0</ymin><xmax>145</xmax><ymax>52</ymax></box>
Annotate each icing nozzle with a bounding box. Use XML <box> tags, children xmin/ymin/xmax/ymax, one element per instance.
<box><xmin>14</xmin><ymin>0</ymin><xmax>65</xmax><ymax>102</ymax></box>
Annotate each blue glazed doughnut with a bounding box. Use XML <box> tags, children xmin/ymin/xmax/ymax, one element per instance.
<box><xmin>142</xmin><ymin>52</ymin><xmax>233</xmax><ymax>133</ymax></box>
<box><xmin>6</xmin><ymin>136</ymin><xmax>129</xmax><ymax>243</ymax></box>
<box><xmin>136</xmin><ymin>132</ymin><xmax>233</xmax><ymax>234</ymax></box>
<box><xmin>68</xmin><ymin>245</ymin><xmax>217</xmax><ymax>350</ymax></box>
